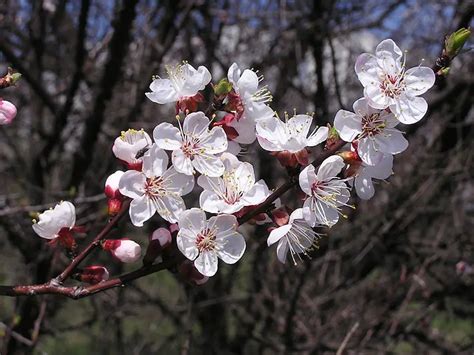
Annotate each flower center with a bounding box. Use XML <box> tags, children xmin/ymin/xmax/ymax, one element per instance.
<box><xmin>196</xmin><ymin>228</ymin><xmax>217</xmax><ymax>252</ymax></box>
<box><xmin>181</xmin><ymin>140</ymin><xmax>197</xmax><ymax>158</ymax></box>
<box><xmin>380</xmin><ymin>74</ymin><xmax>405</xmax><ymax>98</ymax></box>
<box><xmin>361</xmin><ymin>113</ymin><xmax>385</xmax><ymax>138</ymax></box>
<box><xmin>145</xmin><ymin>177</ymin><xmax>166</xmax><ymax>197</ymax></box>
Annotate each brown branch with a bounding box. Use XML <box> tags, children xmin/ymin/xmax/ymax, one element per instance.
<box><xmin>56</xmin><ymin>199</ymin><xmax>131</xmax><ymax>283</ymax></box>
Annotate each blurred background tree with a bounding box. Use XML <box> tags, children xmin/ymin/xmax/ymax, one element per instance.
<box><xmin>0</xmin><ymin>0</ymin><xmax>472</xmax><ymax>354</ymax></box>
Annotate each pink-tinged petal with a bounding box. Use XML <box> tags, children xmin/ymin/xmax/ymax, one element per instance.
<box><xmin>358</xmin><ymin>138</ymin><xmax>383</xmax><ymax>166</ymax></box>
<box><xmin>363</xmin><ymin>154</ymin><xmax>393</xmax><ymax>180</ymax></box>
<box><xmin>162</xmin><ymin>167</ymin><xmax>195</xmax><ymax>195</ymax></box>
<box><xmin>391</xmin><ymin>95</ymin><xmax>428</xmax><ymax>124</ymax></box>
<box><xmin>267</xmin><ymin>225</ymin><xmax>291</xmax><ymax>246</ymax></box>
<box><xmin>200</xmin><ymin>127</ymin><xmax>228</xmax><ymax>154</ymax></box>
<box><xmin>375</xmin><ymin>130</ymin><xmax>408</xmax><ymax>155</ymax></box>
<box><xmin>216</xmin><ymin>232</ymin><xmax>246</xmax><ymax>265</ymax></box>
<box><xmin>119</xmin><ymin>170</ymin><xmax>146</xmax><ymax>199</ymax></box>
<box><xmin>237</xmin><ymin>69</ymin><xmax>259</xmax><ymax>95</ymax></box>
<box><xmin>0</xmin><ymin>100</ymin><xmax>17</xmax><ymax>124</ymax></box>
<box><xmin>172</xmin><ymin>149</ymin><xmax>194</xmax><ymax>176</ymax></box>
<box><xmin>176</xmin><ymin>231</ymin><xmax>199</xmax><ymax>261</ymax></box>
<box><xmin>178</xmin><ymin>208</ymin><xmax>206</xmax><ymax>235</ymax></box>
<box><xmin>276</xmin><ymin>239</ymin><xmax>289</xmax><ymax>264</ymax></box>
<box><xmin>142</xmin><ymin>144</ymin><xmax>169</xmax><ymax>178</ymax></box>
<box><xmin>306</xmin><ymin>126</ymin><xmax>329</xmax><ymax>147</ymax></box>
<box><xmin>183</xmin><ymin>112</ymin><xmax>209</xmax><ymax>137</ymax></box>
<box><xmin>316</xmin><ymin>155</ymin><xmax>345</xmax><ymax>181</ymax></box>
<box><xmin>156</xmin><ymin>195</ymin><xmax>186</xmax><ymax>223</ymax></box>
<box><xmin>192</xmin><ymin>154</ymin><xmax>225</xmax><ymax>177</ymax></box>
<box><xmin>404</xmin><ymin>66</ymin><xmax>435</xmax><ymax>96</ymax></box>
<box><xmin>194</xmin><ymin>251</ymin><xmax>219</xmax><ymax>277</ymax></box>
<box><xmin>153</xmin><ymin>123</ymin><xmax>182</xmax><ymax>150</ymax></box>
<box><xmin>241</xmin><ymin>180</ymin><xmax>270</xmax><ymax>206</ymax></box>
<box><xmin>299</xmin><ymin>165</ymin><xmax>317</xmax><ymax>195</ymax></box>
<box><xmin>355</xmin><ymin>53</ymin><xmax>379</xmax><ymax>87</ymax></box>
<box><xmin>129</xmin><ymin>195</ymin><xmax>156</xmax><ymax>227</ymax></box>
<box><xmin>375</xmin><ymin>39</ymin><xmax>403</xmax><ymax>60</ymax></box>
<box><xmin>355</xmin><ymin>173</ymin><xmax>375</xmax><ymax>200</ymax></box>
<box><xmin>365</xmin><ymin>85</ymin><xmax>391</xmax><ymax>109</ymax></box>
<box><xmin>334</xmin><ymin>110</ymin><xmax>362</xmax><ymax>142</ymax></box>
<box><xmin>146</xmin><ymin>79</ymin><xmax>178</xmax><ymax>104</ymax></box>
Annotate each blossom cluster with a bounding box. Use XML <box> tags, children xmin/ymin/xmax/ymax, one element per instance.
<box><xmin>32</xmin><ymin>39</ymin><xmax>435</xmax><ymax>280</ymax></box>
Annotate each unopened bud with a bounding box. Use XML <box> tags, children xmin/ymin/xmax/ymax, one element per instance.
<box><xmin>178</xmin><ymin>260</ymin><xmax>209</xmax><ymax>286</ymax></box>
<box><xmin>104</xmin><ymin>171</ymin><xmax>124</xmax><ymax>199</ymax></box>
<box><xmin>445</xmin><ymin>28</ymin><xmax>471</xmax><ymax>58</ymax></box>
<box><xmin>0</xmin><ymin>99</ymin><xmax>17</xmax><ymax>125</ymax></box>
<box><xmin>456</xmin><ymin>261</ymin><xmax>473</xmax><ymax>276</ymax></box>
<box><xmin>338</xmin><ymin>150</ymin><xmax>360</xmax><ymax>164</ymax></box>
<box><xmin>103</xmin><ymin>239</ymin><xmax>141</xmax><ymax>263</ymax></box>
<box><xmin>80</xmin><ymin>266</ymin><xmax>110</xmax><ymax>284</ymax></box>
<box><xmin>272</xmin><ymin>207</ymin><xmax>290</xmax><ymax>226</ymax></box>
<box><xmin>143</xmin><ymin>228</ymin><xmax>172</xmax><ymax>265</ymax></box>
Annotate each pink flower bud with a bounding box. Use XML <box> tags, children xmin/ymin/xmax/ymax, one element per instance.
<box><xmin>103</xmin><ymin>239</ymin><xmax>141</xmax><ymax>263</ymax></box>
<box><xmin>0</xmin><ymin>99</ymin><xmax>17</xmax><ymax>125</ymax></box>
<box><xmin>104</xmin><ymin>170</ymin><xmax>124</xmax><ymax>199</ymax></box>
<box><xmin>272</xmin><ymin>207</ymin><xmax>290</xmax><ymax>226</ymax></box>
<box><xmin>143</xmin><ymin>227</ymin><xmax>172</xmax><ymax>265</ymax></box>
<box><xmin>80</xmin><ymin>266</ymin><xmax>110</xmax><ymax>284</ymax></box>
<box><xmin>178</xmin><ymin>260</ymin><xmax>209</xmax><ymax>286</ymax></box>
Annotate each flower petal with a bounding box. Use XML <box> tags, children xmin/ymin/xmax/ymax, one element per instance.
<box><xmin>129</xmin><ymin>195</ymin><xmax>156</xmax><ymax>227</ymax></box>
<box><xmin>162</xmin><ymin>167</ymin><xmax>195</xmax><ymax>195</ymax></box>
<box><xmin>176</xmin><ymin>231</ymin><xmax>199</xmax><ymax>261</ymax></box>
<box><xmin>153</xmin><ymin>123</ymin><xmax>182</xmax><ymax>150</ymax></box>
<box><xmin>172</xmin><ymin>149</ymin><xmax>194</xmax><ymax>176</ymax></box>
<box><xmin>374</xmin><ymin>130</ymin><xmax>408</xmax><ymax>155</ymax></box>
<box><xmin>146</xmin><ymin>79</ymin><xmax>178</xmax><ymax>104</ymax></box>
<box><xmin>194</xmin><ymin>251</ymin><xmax>218</xmax><ymax>277</ymax></box>
<box><xmin>355</xmin><ymin>53</ymin><xmax>379</xmax><ymax>87</ymax></box>
<box><xmin>241</xmin><ymin>180</ymin><xmax>270</xmax><ymax>206</ymax></box>
<box><xmin>216</xmin><ymin>232</ymin><xmax>246</xmax><ymax>265</ymax></box>
<box><xmin>355</xmin><ymin>173</ymin><xmax>375</xmax><ymax>200</ymax></box>
<box><xmin>276</xmin><ymin>239</ymin><xmax>289</xmax><ymax>264</ymax></box>
<box><xmin>316</xmin><ymin>155</ymin><xmax>345</xmax><ymax>181</ymax></box>
<box><xmin>119</xmin><ymin>170</ymin><xmax>146</xmax><ymax>199</ymax></box>
<box><xmin>404</xmin><ymin>66</ymin><xmax>436</xmax><ymax>96</ymax></box>
<box><xmin>306</xmin><ymin>126</ymin><xmax>329</xmax><ymax>147</ymax></box>
<box><xmin>391</xmin><ymin>95</ymin><xmax>428</xmax><ymax>124</ymax></box>
<box><xmin>299</xmin><ymin>164</ymin><xmax>317</xmax><ymax>195</ymax></box>
<box><xmin>183</xmin><ymin>112</ymin><xmax>209</xmax><ymax>137</ymax></box>
<box><xmin>178</xmin><ymin>208</ymin><xmax>206</xmax><ymax>235</ymax></box>
<box><xmin>142</xmin><ymin>144</ymin><xmax>169</xmax><ymax>178</ymax></box>
<box><xmin>192</xmin><ymin>154</ymin><xmax>225</xmax><ymax>177</ymax></box>
<box><xmin>200</xmin><ymin>127</ymin><xmax>228</xmax><ymax>154</ymax></box>
<box><xmin>334</xmin><ymin>110</ymin><xmax>362</xmax><ymax>142</ymax></box>
<box><xmin>267</xmin><ymin>225</ymin><xmax>291</xmax><ymax>246</ymax></box>
<box><xmin>358</xmin><ymin>138</ymin><xmax>383</xmax><ymax>166</ymax></box>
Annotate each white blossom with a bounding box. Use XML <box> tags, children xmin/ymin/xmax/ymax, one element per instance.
<box><xmin>267</xmin><ymin>208</ymin><xmax>320</xmax><ymax>265</ymax></box>
<box><xmin>256</xmin><ymin>114</ymin><xmax>328</xmax><ymax>153</ymax></box>
<box><xmin>104</xmin><ymin>239</ymin><xmax>142</xmax><ymax>263</ymax></box>
<box><xmin>225</xmin><ymin>63</ymin><xmax>274</xmax><ymax>144</ymax></box>
<box><xmin>355</xmin><ymin>39</ymin><xmax>435</xmax><ymax>124</ymax></box>
<box><xmin>176</xmin><ymin>208</ymin><xmax>246</xmax><ymax>277</ymax></box>
<box><xmin>198</xmin><ymin>153</ymin><xmax>270</xmax><ymax>214</ymax></box>
<box><xmin>334</xmin><ymin>98</ymin><xmax>408</xmax><ymax>165</ymax></box>
<box><xmin>32</xmin><ymin>201</ymin><xmax>76</xmax><ymax>240</ymax></box>
<box><xmin>119</xmin><ymin>144</ymin><xmax>194</xmax><ymax>226</ymax></box>
<box><xmin>299</xmin><ymin>156</ymin><xmax>351</xmax><ymax>227</ymax></box>
<box><xmin>354</xmin><ymin>154</ymin><xmax>393</xmax><ymax>200</ymax></box>
<box><xmin>153</xmin><ymin>111</ymin><xmax>228</xmax><ymax>177</ymax></box>
<box><xmin>112</xmin><ymin>129</ymin><xmax>152</xmax><ymax>170</ymax></box>
<box><xmin>145</xmin><ymin>63</ymin><xmax>211</xmax><ymax>104</ymax></box>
